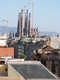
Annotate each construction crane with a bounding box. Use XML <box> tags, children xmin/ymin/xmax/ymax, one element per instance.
<box><xmin>2</xmin><ymin>19</ymin><xmax>8</xmax><ymax>39</ymax></box>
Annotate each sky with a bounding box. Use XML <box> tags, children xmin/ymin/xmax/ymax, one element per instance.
<box><xmin>0</xmin><ymin>0</ymin><xmax>60</xmax><ymax>33</ymax></box>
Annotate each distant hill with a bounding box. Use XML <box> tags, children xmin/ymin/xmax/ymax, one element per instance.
<box><xmin>0</xmin><ymin>26</ymin><xmax>17</xmax><ymax>34</ymax></box>
<box><xmin>40</xmin><ymin>31</ymin><xmax>58</xmax><ymax>36</ymax></box>
<box><xmin>0</xmin><ymin>26</ymin><xmax>58</xmax><ymax>36</ymax></box>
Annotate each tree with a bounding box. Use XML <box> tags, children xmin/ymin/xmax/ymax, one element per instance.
<box><xmin>20</xmin><ymin>54</ymin><xmax>26</xmax><ymax>59</ymax></box>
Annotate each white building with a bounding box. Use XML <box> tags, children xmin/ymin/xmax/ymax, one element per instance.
<box><xmin>50</xmin><ymin>36</ymin><xmax>60</xmax><ymax>49</ymax></box>
<box><xmin>0</xmin><ymin>33</ymin><xmax>8</xmax><ymax>47</ymax></box>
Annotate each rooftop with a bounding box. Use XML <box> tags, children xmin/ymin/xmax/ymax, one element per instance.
<box><xmin>10</xmin><ymin>61</ymin><xmax>58</xmax><ymax>80</ymax></box>
<box><xmin>43</xmin><ymin>46</ymin><xmax>54</xmax><ymax>51</ymax></box>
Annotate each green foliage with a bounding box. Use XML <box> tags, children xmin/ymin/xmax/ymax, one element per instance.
<box><xmin>20</xmin><ymin>54</ymin><xmax>26</xmax><ymax>59</ymax></box>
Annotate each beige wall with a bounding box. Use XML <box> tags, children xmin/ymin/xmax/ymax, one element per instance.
<box><xmin>8</xmin><ymin>64</ymin><xmax>24</xmax><ymax>80</ymax></box>
<box><xmin>38</xmin><ymin>49</ymin><xmax>42</xmax><ymax>54</ymax></box>
<box><xmin>0</xmin><ymin>64</ymin><xmax>7</xmax><ymax>76</ymax></box>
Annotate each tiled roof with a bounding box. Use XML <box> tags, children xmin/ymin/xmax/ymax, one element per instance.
<box><xmin>43</xmin><ymin>46</ymin><xmax>54</xmax><ymax>51</ymax></box>
<box><xmin>11</xmin><ymin>61</ymin><xmax>57</xmax><ymax>79</ymax></box>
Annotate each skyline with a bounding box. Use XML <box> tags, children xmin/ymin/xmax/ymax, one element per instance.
<box><xmin>0</xmin><ymin>0</ymin><xmax>60</xmax><ymax>33</ymax></box>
